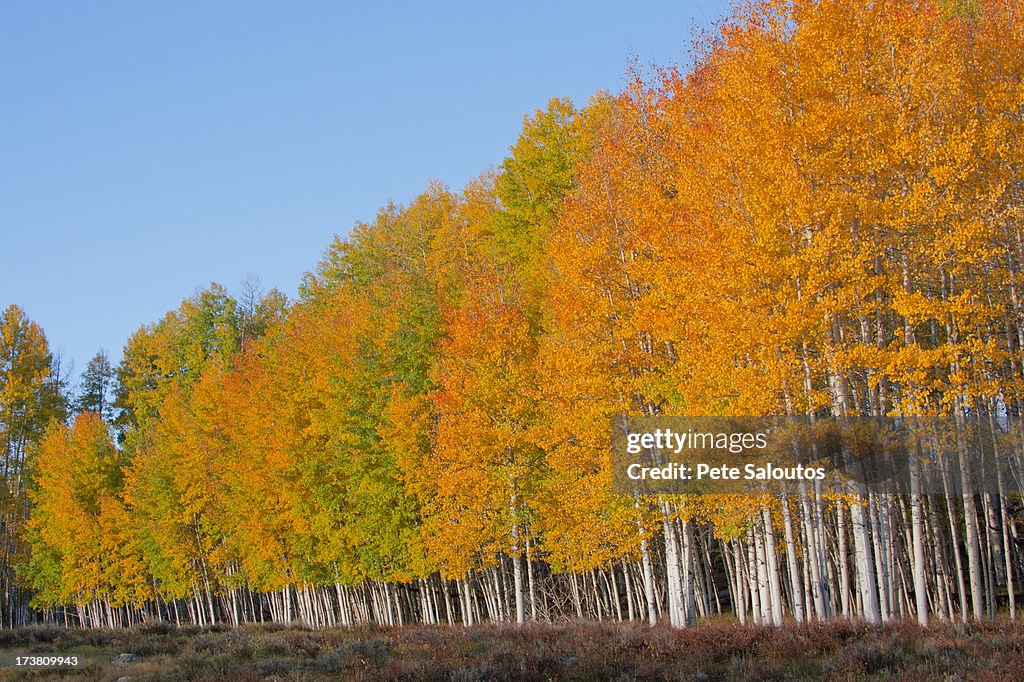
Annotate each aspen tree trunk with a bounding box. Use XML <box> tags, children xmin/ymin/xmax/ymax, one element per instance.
<box><xmin>512</xmin><ymin>550</ymin><xmax>525</xmax><ymax>625</ymax></box>
<box><xmin>334</xmin><ymin>584</ymin><xmax>350</xmax><ymax>627</ymax></box>
<box><xmin>745</xmin><ymin>529</ymin><xmax>760</xmax><ymax>625</ymax></box>
<box><xmin>662</xmin><ymin>507</ymin><xmax>684</xmax><ymax>627</ymax></box>
<box><xmin>441</xmin><ymin>579</ymin><xmax>454</xmax><ymax>626</ymax></box>
<box><xmin>609</xmin><ymin>561</ymin><xmax>623</xmax><ymax>622</ymax></box>
<box><xmin>497</xmin><ymin>561</ymin><xmax>510</xmax><ymax>622</ymax></box>
<box><xmin>753</xmin><ymin>522</ymin><xmax>770</xmax><ymax>624</ymax></box>
<box><xmin>621</xmin><ymin>557</ymin><xmax>636</xmax><ymax>622</ymax></box>
<box><xmin>909</xmin><ymin>445</ymin><xmax>929</xmax><ymax>625</ymax></box>
<box><xmin>996</xmin><ymin>448</ymin><xmax>1017</xmax><ymax>621</ymax></box>
<box><xmin>780</xmin><ymin>493</ymin><xmax>805</xmax><ymax>622</ymax></box>
<box><xmin>799</xmin><ymin>481</ymin><xmax>826</xmax><ymax>620</ymax></box>
<box><xmin>592</xmin><ymin>569</ymin><xmax>606</xmax><ymax>621</ymax></box>
<box><xmin>939</xmin><ymin>448</ymin><xmax>969</xmax><ymax>622</ymax></box>
<box><xmin>761</xmin><ymin>506</ymin><xmax>785</xmax><ymax>625</ymax></box>
<box><xmin>829</xmin><ymin>367</ymin><xmax>853</xmax><ymax>619</ymax></box>
<box><xmin>700</xmin><ymin>531</ymin><xmax>722</xmax><ymax>615</ymax></box>
<box><xmin>869</xmin><ymin>493</ymin><xmax>892</xmax><ymax>621</ymax></box>
<box><xmin>368</xmin><ymin>584</ymin><xmax>380</xmax><ymax>625</ymax></box>
<box><xmin>652</xmin><ymin>562</ymin><xmax>664</xmax><ymax>616</ymax></box>
<box><xmin>640</xmin><ymin>536</ymin><xmax>658</xmax><ymax>625</ymax></box>
<box><xmin>569</xmin><ymin>572</ymin><xmax>583</xmax><ymax>619</ymax></box>
<box><xmin>849</xmin><ymin>493</ymin><xmax>881</xmax><ymax>624</ymax></box>
<box><xmin>798</xmin><ymin>357</ymin><xmax>832</xmax><ymax>613</ymax></box>
<box><xmin>314</xmin><ymin>585</ymin><xmax>325</xmax><ymax>628</ymax></box>
<box><xmin>461</xmin><ymin>578</ymin><xmax>474</xmax><ymax>627</ymax></box>
<box><xmin>692</xmin><ymin>555</ymin><xmax>707</xmax><ymax>619</ymax></box>
<box><xmin>682</xmin><ymin>519</ymin><xmax>696</xmax><ymax>626</ymax></box>
<box><xmin>732</xmin><ymin>539</ymin><xmax>747</xmax><ymax>625</ymax></box>
<box><xmin>526</xmin><ymin>535</ymin><xmax>538</xmax><ymax>621</ymax></box>
<box><xmin>986</xmin><ymin>491</ymin><xmax>1006</xmax><ymax>586</ymax></box>
<box><xmin>248</xmin><ymin>586</ymin><xmax>258</xmax><ymax>625</ymax></box>
<box><xmin>722</xmin><ymin>538</ymin><xmax>736</xmax><ymax>616</ymax></box>
<box><xmin>632</xmin><ymin>562</ymin><xmax>647</xmax><ymax>619</ymax></box>
<box><xmin>926</xmin><ymin>500</ymin><xmax>953</xmax><ymax>621</ymax></box>
<box><xmin>379</xmin><ymin>582</ymin><xmax>391</xmax><ymax>626</ymax></box>
<box><xmin>982</xmin><ymin>401</ymin><xmax>1015</xmax><ymax>621</ymax></box>
<box><xmin>981</xmin><ymin>493</ymin><xmax>997</xmax><ymax>619</ymax></box>
<box><xmin>953</xmin><ymin>395</ymin><xmax>985</xmax><ymax>621</ymax></box>
<box><xmin>480</xmin><ymin>574</ymin><xmax>493</xmax><ymax>622</ymax></box>
<box><xmin>813</xmin><ymin>480</ymin><xmax>832</xmax><ymax>617</ymax></box>
<box><xmin>192</xmin><ymin>593</ymin><xmax>204</xmax><ymax>622</ymax></box>
<box><xmin>229</xmin><ymin>586</ymin><xmax>239</xmax><ymax>627</ymax></box>
<box><xmin>392</xmin><ymin>581</ymin><xmax>405</xmax><ymax>626</ymax></box>
<box><xmin>420</xmin><ymin>579</ymin><xmax>432</xmax><ymax>625</ymax></box>
<box><xmin>801</xmin><ymin>539</ymin><xmax>814</xmax><ymax>621</ymax></box>
<box><xmin>493</xmin><ymin>567</ymin><xmax>505</xmax><ymax>622</ymax></box>
<box><xmin>884</xmin><ymin>496</ymin><xmax>899</xmax><ymax>618</ymax></box>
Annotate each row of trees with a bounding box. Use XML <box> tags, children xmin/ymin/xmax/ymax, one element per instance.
<box><xmin>5</xmin><ymin>0</ymin><xmax>1024</xmax><ymax>629</ymax></box>
<box><xmin>0</xmin><ymin>305</ymin><xmax>69</xmax><ymax>626</ymax></box>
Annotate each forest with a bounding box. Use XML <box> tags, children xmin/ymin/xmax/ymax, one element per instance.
<box><xmin>2</xmin><ymin>0</ymin><xmax>1023</xmax><ymax>635</ymax></box>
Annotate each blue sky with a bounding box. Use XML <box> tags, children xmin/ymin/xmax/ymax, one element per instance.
<box><xmin>1</xmin><ymin>0</ymin><xmax>729</xmax><ymax>388</ymax></box>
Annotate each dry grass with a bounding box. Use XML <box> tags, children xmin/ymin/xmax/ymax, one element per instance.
<box><xmin>1</xmin><ymin>619</ymin><xmax>1023</xmax><ymax>681</ymax></box>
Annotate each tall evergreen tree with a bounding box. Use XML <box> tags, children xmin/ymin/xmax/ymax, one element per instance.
<box><xmin>75</xmin><ymin>350</ymin><xmax>115</xmax><ymax>422</ymax></box>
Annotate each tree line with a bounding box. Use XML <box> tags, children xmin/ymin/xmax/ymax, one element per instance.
<box><xmin>3</xmin><ymin>0</ymin><xmax>1024</xmax><ymax>630</ymax></box>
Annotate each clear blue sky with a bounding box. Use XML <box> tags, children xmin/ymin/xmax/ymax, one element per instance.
<box><xmin>1</xmin><ymin>0</ymin><xmax>729</xmax><ymax>388</ymax></box>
